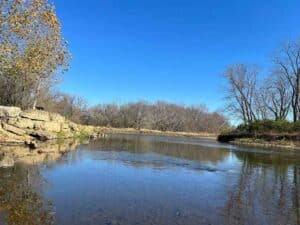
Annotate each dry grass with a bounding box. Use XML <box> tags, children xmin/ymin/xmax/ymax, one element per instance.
<box><xmin>233</xmin><ymin>138</ymin><xmax>300</xmax><ymax>150</ymax></box>
<box><xmin>97</xmin><ymin>127</ymin><xmax>217</xmax><ymax>139</ymax></box>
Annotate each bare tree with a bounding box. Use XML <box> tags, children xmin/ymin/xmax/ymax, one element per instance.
<box><xmin>259</xmin><ymin>74</ymin><xmax>291</xmax><ymax>120</ymax></box>
<box><xmin>223</xmin><ymin>64</ymin><xmax>259</xmax><ymax>124</ymax></box>
<box><xmin>273</xmin><ymin>38</ymin><xmax>300</xmax><ymax>122</ymax></box>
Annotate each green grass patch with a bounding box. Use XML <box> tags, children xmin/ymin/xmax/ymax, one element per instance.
<box><xmin>57</xmin><ymin>130</ymin><xmax>67</xmax><ymax>139</ymax></box>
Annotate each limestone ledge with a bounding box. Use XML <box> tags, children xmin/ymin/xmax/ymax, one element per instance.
<box><xmin>0</xmin><ymin>105</ymin><xmax>102</xmax><ymax>145</ymax></box>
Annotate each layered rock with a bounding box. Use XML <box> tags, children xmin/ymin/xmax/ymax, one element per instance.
<box><xmin>0</xmin><ymin>106</ymin><xmax>21</xmax><ymax>118</ymax></box>
<box><xmin>2</xmin><ymin>122</ymin><xmax>26</xmax><ymax>136</ymax></box>
<box><xmin>0</xmin><ymin>106</ymin><xmax>108</xmax><ymax>168</ymax></box>
<box><xmin>20</xmin><ymin>110</ymin><xmax>52</xmax><ymax>121</ymax></box>
<box><xmin>0</xmin><ymin>106</ymin><xmax>100</xmax><ymax>145</ymax></box>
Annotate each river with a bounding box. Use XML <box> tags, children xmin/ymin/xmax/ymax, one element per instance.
<box><xmin>0</xmin><ymin>134</ymin><xmax>300</xmax><ymax>225</ymax></box>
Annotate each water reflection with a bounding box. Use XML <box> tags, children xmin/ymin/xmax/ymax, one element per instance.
<box><xmin>0</xmin><ymin>139</ymin><xmax>80</xmax><ymax>167</ymax></box>
<box><xmin>0</xmin><ymin>140</ymin><xmax>81</xmax><ymax>225</ymax></box>
<box><xmin>0</xmin><ymin>164</ymin><xmax>54</xmax><ymax>225</ymax></box>
<box><xmin>224</xmin><ymin>151</ymin><xmax>300</xmax><ymax>225</ymax></box>
<box><xmin>0</xmin><ymin>134</ymin><xmax>300</xmax><ymax>225</ymax></box>
<box><xmin>87</xmin><ymin>134</ymin><xmax>231</xmax><ymax>163</ymax></box>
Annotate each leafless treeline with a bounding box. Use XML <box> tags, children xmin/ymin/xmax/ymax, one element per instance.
<box><xmin>35</xmin><ymin>92</ymin><xmax>227</xmax><ymax>133</ymax></box>
<box><xmin>223</xmin><ymin>37</ymin><xmax>300</xmax><ymax>123</ymax></box>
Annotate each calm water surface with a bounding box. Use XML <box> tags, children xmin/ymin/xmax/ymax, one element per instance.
<box><xmin>1</xmin><ymin>134</ymin><xmax>300</xmax><ymax>225</ymax></box>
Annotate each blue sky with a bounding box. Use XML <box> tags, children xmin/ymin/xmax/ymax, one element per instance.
<box><xmin>54</xmin><ymin>0</ymin><xmax>299</xmax><ymax>111</ymax></box>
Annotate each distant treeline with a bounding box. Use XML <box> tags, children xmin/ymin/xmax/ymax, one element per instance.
<box><xmin>34</xmin><ymin>92</ymin><xmax>227</xmax><ymax>133</ymax></box>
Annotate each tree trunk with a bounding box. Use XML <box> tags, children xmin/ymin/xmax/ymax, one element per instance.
<box><xmin>33</xmin><ymin>77</ymin><xmax>42</xmax><ymax>110</ymax></box>
<box><xmin>297</xmin><ymin>69</ymin><xmax>300</xmax><ymax>121</ymax></box>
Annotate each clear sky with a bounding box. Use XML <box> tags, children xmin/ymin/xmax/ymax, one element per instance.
<box><xmin>54</xmin><ymin>0</ymin><xmax>299</xmax><ymax>111</ymax></box>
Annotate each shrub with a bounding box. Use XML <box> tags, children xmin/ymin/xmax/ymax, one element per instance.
<box><xmin>273</xmin><ymin>120</ymin><xmax>293</xmax><ymax>133</ymax></box>
<box><xmin>292</xmin><ymin>122</ymin><xmax>300</xmax><ymax>132</ymax></box>
<box><xmin>236</xmin><ymin>120</ymin><xmax>296</xmax><ymax>134</ymax></box>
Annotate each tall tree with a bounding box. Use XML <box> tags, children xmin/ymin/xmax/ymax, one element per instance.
<box><xmin>259</xmin><ymin>74</ymin><xmax>291</xmax><ymax>120</ymax></box>
<box><xmin>273</xmin><ymin>38</ymin><xmax>300</xmax><ymax>122</ymax></box>
<box><xmin>223</xmin><ymin>64</ymin><xmax>259</xmax><ymax>124</ymax></box>
<box><xmin>0</xmin><ymin>0</ymin><xmax>71</xmax><ymax>109</ymax></box>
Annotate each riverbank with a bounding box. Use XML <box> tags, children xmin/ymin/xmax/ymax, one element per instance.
<box><xmin>231</xmin><ymin>138</ymin><xmax>300</xmax><ymax>150</ymax></box>
<box><xmin>4</xmin><ymin>106</ymin><xmax>300</xmax><ymax>151</ymax></box>
<box><xmin>0</xmin><ymin>106</ymin><xmax>217</xmax><ymax>168</ymax></box>
<box><xmin>98</xmin><ymin>127</ymin><xmax>217</xmax><ymax>139</ymax></box>
<box><xmin>218</xmin><ymin>130</ymin><xmax>300</xmax><ymax>150</ymax></box>
<box><xmin>0</xmin><ymin>106</ymin><xmax>216</xmax><ymax>147</ymax></box>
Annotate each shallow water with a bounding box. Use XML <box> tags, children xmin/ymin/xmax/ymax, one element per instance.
<box><xmin>1</xmin><ymin>134</ymin><xmax>300</xmax><ymax>225</ymax></box>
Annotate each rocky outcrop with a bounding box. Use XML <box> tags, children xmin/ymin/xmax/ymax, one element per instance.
<box><xmin>29</xmin><ymin>130</ymin><xmax>57</xmax><ymax>141</ymax></box>
<box><xmin>0</xmin><ymin>106</ymin><xmax>21</xmax><ymax>118</ymax></box>
<box><xmin>0</xmin><ymin>105</ymin><xmax>101</xmax><ymax>145</ymax></box>
<box><xmin>0</xmin><ymin>106</ymin><xmax>108</xmax><ymax>168</ymax></box>
<box><xmin>20</xmin><ymin>110</ymin><xmax>52</xmax><ymax>121</ymax></box>
<box><xmin>2</xmin><ymin>122</ymin><xmax>26</xmax><ymax>136</ymax></box>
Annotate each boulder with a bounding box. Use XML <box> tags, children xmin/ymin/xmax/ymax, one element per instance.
<box><xmin>68</xmin><ymin>122</ymin><xmax>79</xmax><ymax>132</ymax></box>
<box><xmin>2</xmin><ymin>122</ymin><xmax>26</xmax><ymax>136</ymax></box>
<box><xmin>20</xmin><ymin>110</ymin><xmax>50</xmax><ymax>121</ymax></box>
<box><xmin>7</xmin><ymin>118</ymin><xmax>17</xmax><ymax>125</ymax></box>
<box><xmin>0</xmin><ymin>106</ymin><xmax>21</xmax><ymax>118</ymax></box>
<box><xmin>25</xmin><ymin>140</ymin><xmax>38</xmax><ymax>149</ymax></box>
<box><xmin>40</xmin><ymin>121</ymin><xmax>62</xmax><ymax>133</ymax></box>
<box><xmin>49</xmin><ymin>113</ymin><xmax>66</xmax><ymax>123</ymax></box>
<box><xmin>0</xmin><ymin>124</ymin><xmax>24</xmax><ymax>140</ymax></box>
<box><xmin>61</xmin><ymin>123</ymin><xmax>71</xmax><ymax>132</ymax></box>
<box><xmin>13</xmin><ymin>118</ymin><xmax>36</xmax><ymax>129</ymax></box>
<box><xmin>28</xmin><ymin>130</ymin><xmax>56</xmax><ymax>141</ymax></box>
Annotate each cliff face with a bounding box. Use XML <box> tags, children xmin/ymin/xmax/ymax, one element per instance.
<box><xmin>0</xmin><ymin>106</ymin><xmax>98</xmax><ymax>144</ymax></box>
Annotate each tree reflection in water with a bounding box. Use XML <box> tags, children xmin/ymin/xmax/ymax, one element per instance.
<box><xmin>0</xmin><ymin>140</ymin><xmax>81</xmax><ymax>225</ymax></box>
<box><xmin>1</xmin><ymin>135</ymin><xmax>300</xmax><ymax>225</ymax></box>
<box><xmin>224</xmin><ymin>151</ymin><xmax>300</xmax><ymax>225</ymax></box>
<box><xmin>87</xmin><ymin>135</ymin><xmax>230</xmax><ymax>163</ymax></box>
<box><xmin>0</xmin><ymin>164</ymin><xmax>54</xmax><ymax>225</ymax></box>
